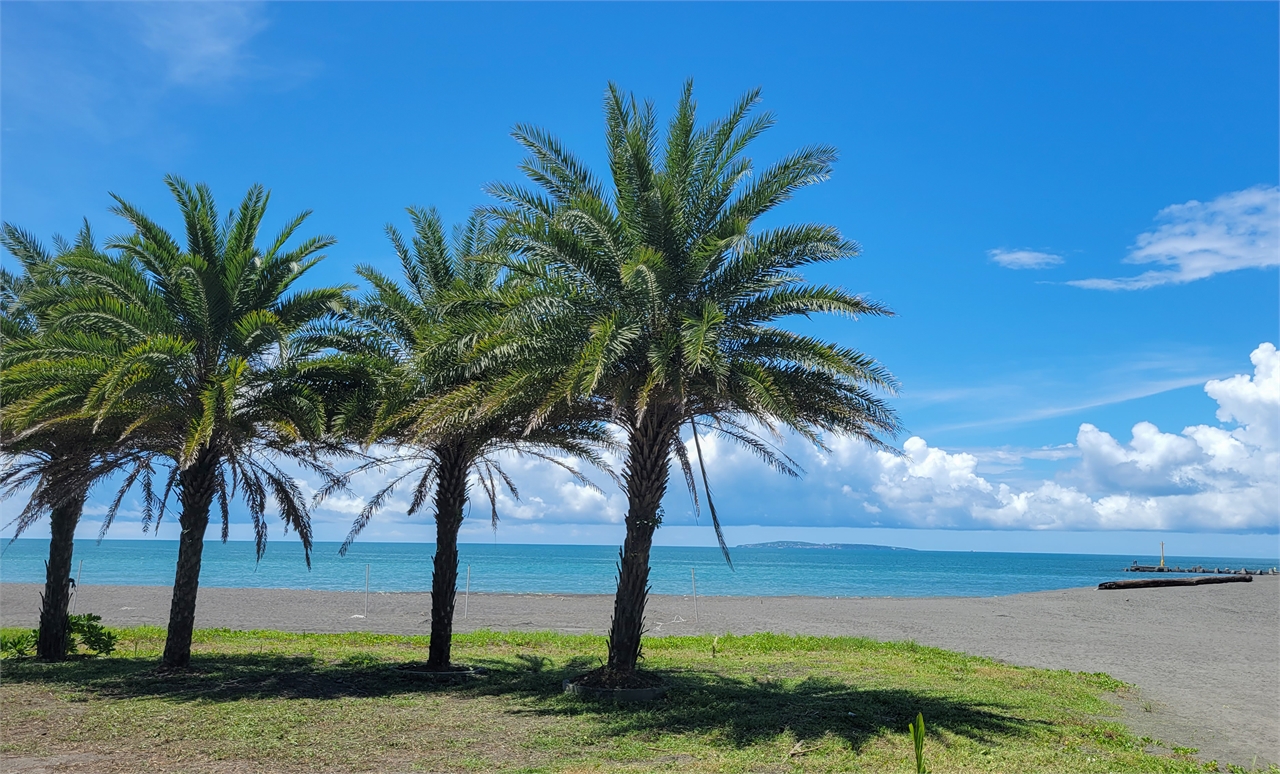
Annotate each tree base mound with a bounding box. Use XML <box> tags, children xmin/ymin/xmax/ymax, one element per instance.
<box><xmin>563</xmin><ymin>669</ymin><xmax>668</xmax><ymax>701</ymax></box>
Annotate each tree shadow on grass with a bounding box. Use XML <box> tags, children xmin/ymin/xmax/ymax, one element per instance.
<box><xmin>1</xmin><ymin>653</ymin><xmax>1051</xmax><ymax>755</ymax></box>
<box><xmin>492</xmin><ymin>663</ymin><xmax>1051</xmax><ymax>754</ymax></box>
<box><xmin>1</xmin><ymin>653</ymin><xmax>475</xmax><ymax>702</ymax></box>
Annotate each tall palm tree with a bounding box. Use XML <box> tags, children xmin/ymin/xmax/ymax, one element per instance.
<box><xmin>310</xmin><ymin>207</ymin><xmax>612</xmax><ymax>670</ymax></box>
<box><xmin>1</xmin><ymin>222</ymin><xmax>158</xmax><ymax>660</ymax></box>
<box><xmin>41</xmin><ymin>176</ymin><xmax>348</xmax><ymax>669</ymax></box>
<box><xmin>480</xmin><ymin>83</ymin><xmax>901</xmax><ymax>681</ymax></box>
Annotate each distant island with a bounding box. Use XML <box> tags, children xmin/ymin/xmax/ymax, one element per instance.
<box><xmin>735</xmin><ymin>541</ymin><xmax>917</xmax><ymax>551</ymax></box>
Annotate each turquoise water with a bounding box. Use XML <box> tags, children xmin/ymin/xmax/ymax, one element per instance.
<box><xmin>2</xmin><ymin>539</ymin><xmax>1274</xmax><ymax>597</ymax></box>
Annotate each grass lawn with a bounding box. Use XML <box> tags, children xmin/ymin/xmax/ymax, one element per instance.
<box><xmin>0</xmin><ymin>626</ymin><xmax>1231</xmax><ymax>773</ymax></box>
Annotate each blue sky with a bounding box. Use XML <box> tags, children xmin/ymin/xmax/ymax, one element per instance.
<box><xmin>2</xmin><ymin>3</ymin><xmax>1277</xmax><ymax>557</ymax></box>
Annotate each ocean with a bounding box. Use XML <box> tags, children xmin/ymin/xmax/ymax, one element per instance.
<box><xmin>2</xmin><ymin>539</ymin><xmax>1275</xmax><ymax>598</ymax></box>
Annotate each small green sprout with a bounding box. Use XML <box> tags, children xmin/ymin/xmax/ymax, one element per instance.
<box><xmin>909</xmin><ymin>712</ymin><xmax>928</xmax><ymax>773</ymax></box>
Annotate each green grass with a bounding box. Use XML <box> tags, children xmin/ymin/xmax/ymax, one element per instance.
<box><xmin>0</xmin><ymin>625</ymin><xmax>1230</xmax><ymax>773</ymax></box>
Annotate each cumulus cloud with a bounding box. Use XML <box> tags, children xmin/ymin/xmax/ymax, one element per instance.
<box><xmin>663</xmin><ymin>343</ymin><xmax>1276</xmax><ymax>534</ymax></box>
<box><xmin>1070</xmin><ymin>186</ymin><xmax>1280</xmax><ymax>290</ymax></box>
<box><xmin>1206</xmin><ymin>342</ymin><xmax>1280</xmax><ymax>451</ymax></box>
<box><xmin>871</xmin><ymin>343</ymin><xmax>1277</xmax><ymax>531</ymax></box>
<box><xmin>62</xmin><ymin>345</ymin><xmax>1272</xmax><ymax>543</ymax></box>
<box><xmin>988</xmin><ymin>249</ymin><xmax>1063</xmax><ymax>269</ymax></box>
<box><xmin>1074</xmin><ymin>422</ymin><xmax>1204</xmax><ymax>496</ymax></box>
<box><xmin>303</xmin><ymin>445</ymin><xmax>627</xmax><ymax>544</ymax></box>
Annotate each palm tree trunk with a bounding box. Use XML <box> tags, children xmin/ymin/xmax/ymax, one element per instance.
<box><xmin>36</xmin><ymin>482</ymin><xmax>88</xmax><ymax>661</ymax></box>
<box><xmin>606</xmin><ymin>409</ymin><xmax>676</xmax><ymax>675</ymax></box>
<box><xmin>161</xmin><ymin>449</ymin><xmax>219</xmax><ymax>669</ymax></box>
<box><xmin>427</xmin><ymin>441</ymin><xmax>470</xmax><ymax>671</ymax></box>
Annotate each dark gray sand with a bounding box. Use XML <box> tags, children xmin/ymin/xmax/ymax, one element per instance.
<box><xmin>3</xmin><ymin>578</ymin><xmax>1276</xmax><ymax>768</ymax></box>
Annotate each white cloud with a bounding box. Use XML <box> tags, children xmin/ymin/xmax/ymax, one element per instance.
<box><xmin>971</xmin><ymin>445</ymin><xmax>1080</xmax><ymax>473</ymax></box>
<box><xmin>300</xmin><ymin>443</ymin><xmax>627</xmax><ymax>546</ymax></box>
<box><xmin>894</xmin><ymin>344</ymin><xmax>1278</xmax><ymax>530</ymax></box>
<box><xmin>132</xmin><ymin>3</ymin><xmax>269</xmax><ymax>85</ymax></box>
<box><xmin>322</xmin><ymin>344</ymin><xmax>1276</xmax><ymax>536</ymax></box>
<box><xmin>1070</xmin><ymin>186</ymin><xmax>1280</xmax><ymax>290</ymax></box>
<box><xmin>34</xmin><ymin>346</ymin><xmax>1274</xmax><ymax>545</ymax></box>
<box><xmin>681</xmin><ymin>343</ymin><xmax>1278</xmax><ymax>533</ymax></box>
<box><xmin>988</xmin><ymin>249</ymin><xmax>1063</xmax><ymax>269</ymax></box>
<box><xmin>1074</xmin><ymin>422</ymin><xmax>1204</xmax><ymax>496</ymax></box>
<box><xmin>1206</xmin><ymin>342</ymin><xmax>1279</xmax><ymax>451</ymax></box>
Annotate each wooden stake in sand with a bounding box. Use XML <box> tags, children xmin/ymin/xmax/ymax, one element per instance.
<box><xmin>364</xmin><ymin>564</ymin><xmax>370</xmax><ymax>617</ymax></box>
<box><xmin>692</xmin><ymin>567</ymin><xmax>699</xmax><ymax>623</ymax></box>
<box><xmin>464</xmin><ymin>565</ymin><xmax>471</xmax><ymax>619</ymax></box>
<box><xmin>70</xmin><ymin>560</ymin><xmax>83</xmax><ymax>614</ymax></box>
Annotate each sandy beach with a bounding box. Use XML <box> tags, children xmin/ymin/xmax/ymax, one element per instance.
<box><xmin>3</xmin><ymin>578</ymin><xmax>1277</xmax><ymax>768</ymax></box>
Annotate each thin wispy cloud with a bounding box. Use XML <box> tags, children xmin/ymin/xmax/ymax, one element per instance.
<box><xmin>1070</xmin><ymin>185</ymin><xmax>1280</xmax><ymax>291</ymax></box>
<box><xmin>988</xmin><ymin>249</ymin><xmax>1063</xmax><ymax>269</ymax></box>
<box><xmin>925</xmin><ymin>372</ymin><xmax>1224</xmax><ymax>434</ymax></box>
<box><xmin>1</xmin><ymin>2</ymin><xmax>303</xmax><ymax>146</ymax></box>
<box><xmin>132</xmin><ymin>3</ymin><xmax>269</xmax><ymax>85</ymax></box>
<box><xmin>972</xmin><ymin>445</ymin><xmax>1081</xmax><ymax>466</ymax></box>
<box><xmin>905</xmin><ymin>346</ymin><xmax>1233</xmax><ymax>434</ymax></box>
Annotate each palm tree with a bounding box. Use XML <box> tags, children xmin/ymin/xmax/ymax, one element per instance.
<box><xmin>310</xmin><ymin>207</ymin><xmax>611</xmax><ymax>670</ymax></box>
<box><xmin>480</xmin><ymin>83</ymin><xmax>901</xmax><ymax>681</ymax></box>
<box><xmin>41</xmin><ymin>176</ymin><xmax>348</xmax><ymax>669</ymax></box>
<box><xmin>1</xmin><ymin>222</ymin><xmax>158</xmax><ymax>660</ymax></box>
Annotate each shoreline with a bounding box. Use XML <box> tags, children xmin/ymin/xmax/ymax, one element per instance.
<box><xmin>2</xmin><ymin>579</ymin><xmax>1277</xmax><ymax>768</ymax></box>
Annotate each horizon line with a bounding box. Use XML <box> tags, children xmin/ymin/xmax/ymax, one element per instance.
<box><xmin>4</xmin><ymin>536</ymin><xmax>1277</xmax><ymax>561</ymax></box>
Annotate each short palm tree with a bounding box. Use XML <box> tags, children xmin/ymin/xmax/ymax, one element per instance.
<box><xmin>482</xmin><ymin>83</ymin><xmax>901</xmax><ymax>681</ymax></box>
<box><xmin>1</xmin><ymin>222</ymin><xmax>161</xmax><ymax>660</ymax></box>
<box><xmin>311</xmin><ymin>207</ymin><xmax>611</xmax><ymax>670</ymax></box>
<box><xmin>42</xmin><ymin>176</ymin><xmax>349</xmax><ymax>669</ymax></box>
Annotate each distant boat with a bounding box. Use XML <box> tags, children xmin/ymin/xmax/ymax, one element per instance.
<box><xmin>736</xmin><ymin>541</ymin><xmax>917</xmax><ymax>551</ymax></box>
